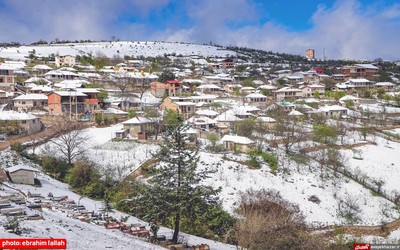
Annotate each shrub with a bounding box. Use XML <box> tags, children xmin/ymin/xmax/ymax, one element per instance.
<box><xmin>10</xmin><ymin>142</ymin><xmax>25</xmax><ymax>154</ymax></box>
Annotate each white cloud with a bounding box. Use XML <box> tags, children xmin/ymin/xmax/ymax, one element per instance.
<box><xmin>158</xmin><ymin>0</ymin><xmax>400</xmax><ymax>60</ymax></box>
<box><xmin>0</xmin><ymin>0</ymin><xmax>399</xmax><ymax>60</ymax></box>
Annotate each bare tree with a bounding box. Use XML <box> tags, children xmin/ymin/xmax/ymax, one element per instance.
<box><xmin>113</xmin><ymin>72</ymin><xmax>134</xmax><ymax>94</ymax></box>
<box><xmin>49</xmin><ymin>116</ymin><xmax>87</xmax><ymax>166</ymax></box>
<box><xmin>273</xmin><ymin>113</ymin><xmax>309</xmax><ymax>153</ymax></box>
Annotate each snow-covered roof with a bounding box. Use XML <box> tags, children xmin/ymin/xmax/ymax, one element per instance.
<box><xmin>32</xmin><ymin>64</ymin><xmax>53</xmax><ymax>70</ymax></box>
<box><xmin>187</xmin><ymin>116</ymin><xmax>217</xmax><ymax>125</ymax></box>
<box><xmin>197</xmin><ymin>84</ymin><xmax>221</xmax><ymax>90</ymax></box>
<box><xmin>240</xmin><ymin>86</ymin><xmax>256</xmax><ymax>90</ymax></box>
<box><xmin>51</xmin><ymin>91</ymin><xmax>87</xmax><ymax>97</ymax></box>
<box><xmin>256</xmin><ymin>116</ymin><xmax>276</xmax><ymax>123</ymax></box>
<box><xmin>175</xmin><ymin>101</ymin><xmax>196</xmax><ymax>106</ymax></box>
<box><xmin>74</xmin><ymin>88</ymin><xmax>99</xmax><ymax>94</ymax></box>
<box><xmin>220</xmin><ymin>135</ymin><xmax>254</xmax><ymax>144</ymax></box>
<box><xmin>30</xmin><ymin>86</ymin><xmax>53</xmax><ymax>92</ymax></box>
<box><xmin>0</xmin><ymin>111</ymin><xmax>38</xmax><ymax>120</ymax></box>
<box><xmin>252</xmin><ymin>80</ymin><xmax>264</xmax><ymax>85</ymax></box>
<box><xmin>13</xmin><ymin>94</ymin><xmax>48</xmax><ymax>100</ymax></box>
<box><xmin>318</xmin><ymin>105</ymin><xmax>348</xmax><ymax>112</ymax></box>
<box><xmin>339</xmin><ymin>95</ymin><xmax>360</xmax><ymax>101</ymax></box>
<box><xmin>375</xmin><ymin>82</ymin><xmax>395</xmax><ymax>86</ymax></box>
<box><xmin>101</xmin><ymin>108</ymin><xmax>128</xmax><ymax>115</ymax></box>
<box><xmin>7</xmin><ymin>165</ymin><xmax>39</xmax><ymax>173</ymax></box>
<box><xmin>355</xmin><ymin>64</ymin><xmax>379</xmax><ymax>70</ymax></box>
<box><xmin>258</xmin><ymin>85</ymin><xmax>277</xmax><ymax>90</ymax></box>
<box><xmin>195</xmin><ymin>109</ymin><xmax>220</xmax><ymax>116</ymax></box>
<box><xmin>246</xmin><ymin>93</ymin><xmax>267</xmax><ymax>98</ymax></box>
<box><xmin>44</xmin><ymin>70</ymin><xmax>79</xmax><ymax>77</ymax></box>
<box><xmin>122</xmin><ymin>116</ymin><xmax>152</xmax><ymax>125</ymax></box>
<box><xmin>288</xmin><ymin>110</ymin><xmax>304</xmax><ymax>116</ymax></box>
<box><xmin>275</xmin><ymin>87</ymin><xmax>302</xmax><ymax>92</ymax></box>
<box><xmin>347</xmin><ymin>78</ymin><xmax>370</xmax><ymax>83</ymax></box>
<box><xmin>214</xmin><ymin>110</ymin><xmax>242</xmax><ymax>122</ymax></box>
<box><xmin>24</xmin><ymin>77</ymin><xmax>52</xmax><ymax>84</ymax></box>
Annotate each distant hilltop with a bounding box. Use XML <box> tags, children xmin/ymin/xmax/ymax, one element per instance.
<box><xmin>0</xmin><ymin>41</ymin><xmax>237</xmax><ymax>60</ymax></box>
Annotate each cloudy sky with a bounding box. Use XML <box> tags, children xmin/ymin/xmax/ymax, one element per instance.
<box><xmin>1</xmin><ymin>0</ymin><xmax>400</xmax><ymax>60</ymax></box>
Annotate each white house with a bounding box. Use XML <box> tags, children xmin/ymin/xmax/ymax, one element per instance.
<box><xmin>317</xmin><ymin>105</ymin><xmax>348</xmax><ymax>118</ymax></box>
<box><xmin>13</xmin><ymin>94</ymin><xmax>48</xmax><ymax>112</ymax></box>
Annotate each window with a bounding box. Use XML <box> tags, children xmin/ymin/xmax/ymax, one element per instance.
<box><xmin>22</xmin><ymin>120</ymin><xmax>26</xmax><ymax>124</ymax></box>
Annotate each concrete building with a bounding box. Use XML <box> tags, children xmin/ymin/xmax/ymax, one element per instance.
<box><xmin>306</xmin><ymin>49</ymin><xmax>315</xmax><ymax>59</ymax></box>
<box><xmin>6</xmin><ymin>165</ymin><xmax>39</xmax><ymax>185</ymax></box>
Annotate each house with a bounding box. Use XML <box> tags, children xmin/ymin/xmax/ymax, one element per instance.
<box><xmin>6</xmin><ymin>165</ymin><xmax>39</xmax><ymax>185</ymax></box>
<box><xmin>255</xmin><ymin>116</ymin><xmax>276</xmax><ymax>128</ymax></box>
<box><xmin>44</xmin><ymin>70</ymin><xmax>79</xmax><ymax>82</ymax></box>
<box><xmin>186</xmin><ymin>116</ymin><xmax>216</xmax><ymax>131</ymax></box>
<box><xmin>222</xmin><ymin>58</ymin><xmax>235</xmax><ymax>69</ymax></box>
<box><xmin>224</xmin><ymin>84</ymin><xmax>242</xmax><ymax>93</ymax></box>
<box><xmin>0</xmin><ymin>64</ymin><xmax>15</xmax><ymax>89</ymax></box>
<box><xmin>300</xmin><ymin>84</ymin><xmax>325</xmax><ymax>97</ymax></box>
<box><xmin>339</xmin><ymin>95</ymin><xmax>360</xmax><ymax>105</ymax></box>
<box><xmin>195</xmin><ymin>109</ymin><xmax>220</xmax><ymax>119</ymax></box>
<box><xmin>75</xmin><ymin>88</ymin><xmax>101</xmax><ymax>114</ymax></box>
<box><xmin>196</xmin><ymin>84</ymin><xmax>223</xmax><ymax>94</ymax></box>
<box><xmin>13</xmin><ymin>94</ymin><xmax>48</xmax><ymax>112</ymax></box>
<box><xmin>375</xmin><ymin>82</ymin><xmax>396</xmax><ymax>92</ymax></box>
<box><xmin>24</xmin><ymin>77</ymin><xmax>52</xmax><ymax>86</ymax></box>
<box><xmin>336</xmin><ymin>78</ymin><xmax>373</xmax><ymax>91</ymax></box>
<box><xmin>55</xmin><ymin>55</ymin><xmax>76</xmax><ymax>67</ymax></box>
<box><xmin>214</xmin><ymin>110</ymin><xmax>242</xmax><ymax>131</ymax></box>
<box><xmin>32</xmin><ymin>64</ymin><xmax>53</xmax><ymax>74</ymax></box>
<box><xmin>245</xmin><ymin>93</ymin><xmax>267</xmax><ymax>103</ymax></box>
<box><xmin>0</xmin><ymin>111</ymin><xmax>43</xmax><ymax>135</ymax></box>
<box><xmin>47</xmin><ymin>91</ymin><xmax>88</xmax><ymax>117</ymax></box>
<box><xmin>160</xmin><ymin>97</ymin><xmax>196</xmax><ymax>119</ymax></box>
<box><xmin>317</xmin><ymin>105</ymin><xmax>348</xmax><ymax>118</ymax></box>
<box><xmin>122</xmin><ymin>116</ymin><xmax>154</xmax><ymax>139</ymax></box>
<box><xmin>151</xmin><ymin>80</ymin><xmax>182</xmax><ymax>97</ymax></box>
<box><xmin>220</xmin><ymin>135</ymin><xmax>255</xmax><ymax>153</ymax></box>
<box><xmin>273</xmin><ymin>87</ymin><xmax>303</xmax><ymax>101</ymax></box>
<box><xmin>337</xmin><ymin>64</ymin><xmax>379</xmax><ymax>78</ymax></box>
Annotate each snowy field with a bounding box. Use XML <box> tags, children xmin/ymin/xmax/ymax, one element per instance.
<box><xmin>197</xmin><ymin>151</ymin><xmax>399</xmax><ymax>227</ymax></box>
<box><xmin>0</xmin><ymin>41</ymin><xmax>237</xmax><ymax>60</ymax></box>
<box><xmin>340</xmin><ymin>136</ymin><xmax>400</xmax><ymax>199</ymax></box>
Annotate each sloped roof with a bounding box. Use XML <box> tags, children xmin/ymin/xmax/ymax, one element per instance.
<box><xmin>122</xmin><ymin>116</ymin><xmax>152</xmax><ymax>125</ymax></box>
<box><xmin>221</xmin><ymin>135</ymin><xmax>254</xmax><ymax>144</ymax></box>
<box><xmin>7</xmin><ymin>165</ymin><xmax>39</xmax><ymax>173</ymax></box>
<box><xmin>13</xmin><ymin>94</ymin><xmax>48</xmax><ymax>100</ymax></box>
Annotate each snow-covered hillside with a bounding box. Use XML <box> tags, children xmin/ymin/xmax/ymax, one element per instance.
<box><xmin>0</xmin><ymin>168</ymin><xmax>235</xmax><ymax>250</ymax></box>
<box><xmin>0</xmin><ymin>41</ymin><xmax>237</xmax><ymax>60</ymax></box>
<box><xmin>32</xmin><ymin>125</ymin><xmax>400</xmax><ymax>228</ymax></box>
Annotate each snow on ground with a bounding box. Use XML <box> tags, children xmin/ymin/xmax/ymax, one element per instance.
<box><xmin>340</xmin><ymin>136</ymin><xmax>400</xmax><ymax>198</ymax></box>
<box><xmin>34</xmin><ymin>124</ymin><xmax>159</xmax><ymax>180</ymax></box>
<box><xmin>88</xmin><ymin>141</ymin><xmax>159</xmax><ymax>180</ymax></box>
<box><xmin>0</xmin><ymin>173</ymin><xmax>235</xmax><ymax>250</ymax></box>
<box><xmin>197</xmin><ymin>151</ymin><xmax>399</xmax><ymax>227</ymax></box>
<box><xmin>0</xmin><ymin>41</ymin><xmax>237</xmax><ymax>60</ymax></box>
<box><xmin>360</xmin><ymin>104</ymin><xmax>400</xmax><ymax>113</ymax></box>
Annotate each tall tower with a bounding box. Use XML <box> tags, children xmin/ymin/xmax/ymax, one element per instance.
<box><xmin>306</xmin><ymin>49</ymin><xmax>315</xmax><ymax>59</ymax></box>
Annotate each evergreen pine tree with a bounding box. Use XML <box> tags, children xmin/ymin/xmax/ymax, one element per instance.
<box><xmin>131</xmin><ymin>124</ymin><xmax>218</xmax><ymax>243</ymax></box>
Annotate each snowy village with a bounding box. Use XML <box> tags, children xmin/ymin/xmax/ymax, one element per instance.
<box><xmin>0</xmin><ymin>40</ymin><xmax>399</xmax><ymax>249</ymax></box>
